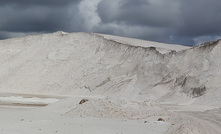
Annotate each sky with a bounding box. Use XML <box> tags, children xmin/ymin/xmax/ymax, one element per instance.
<box><xmin>0</xmin><ymin>0</ymin><xmax>221</xmax><ymax>46</ymax></box>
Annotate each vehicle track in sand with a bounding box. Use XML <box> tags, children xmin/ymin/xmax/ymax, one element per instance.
<box><xmin>164</xmin><ymin>105</ymin><xmax>221</xmax><ymax>134</ymax></box>
<box><xmin>185</xmin><ymin>111</ymin><xmax>221</xmax><ymax>134</ymax></box>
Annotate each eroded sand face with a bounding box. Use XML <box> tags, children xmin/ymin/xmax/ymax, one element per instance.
<box><xmin>0</xmin><ymin>32</ymin><xmax>220</xmax><ymax>133</ymax></box>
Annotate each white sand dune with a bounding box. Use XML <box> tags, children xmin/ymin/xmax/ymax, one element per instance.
<box><xmin>0</xmin><ymin>32</ymin><xmax>220</xmax><ymax>133</ymax></box>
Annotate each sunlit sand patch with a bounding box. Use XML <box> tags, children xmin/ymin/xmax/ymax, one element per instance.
<box><xmin>0</xmin><ymin>95</ymin><xmax>60</xmax><ymax>107</ymax></box>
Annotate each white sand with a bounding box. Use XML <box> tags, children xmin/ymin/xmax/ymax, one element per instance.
<box><xmin>96</xmin><ymin>33</ymin><xmax>190</xmax><ymax>53</ymax></box>
<box><xmin>0</xmin><ymin>32</ymin><xmax>220</xmax><ymax>133</ymax></box>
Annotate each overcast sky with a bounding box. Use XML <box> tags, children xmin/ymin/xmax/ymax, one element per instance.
<box><xmin>0</xmin><ymin>0</ymin><xmax>221</xmax><ymax>46</ymax></box>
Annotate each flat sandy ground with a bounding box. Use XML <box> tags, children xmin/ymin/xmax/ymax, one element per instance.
<box><xmin>0</xmin><ymin>95</ymin><xmax>169</xmax><ymax>134</ymax></box>
<box><xmin>0</xmin><ymin>94</ymin><xmax>220</xmax><ymax>134</ymax></box>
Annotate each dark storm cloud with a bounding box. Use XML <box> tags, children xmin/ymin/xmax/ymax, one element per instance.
<box><xmin>0</xmin><ymin>0</ymin><xmax>83</xmax><ymax>39</ymax></box>
<box><xmin>0</xmin><ymin>32</ymin><xmax>9</xmax><ymax>40</ymax></box>
<box><xmin>0</xmin><ymin>7</ymin><xmax>67</xmax><ymax>32</ymax></box>
<box><xmin>0</xmin><ymin>0</ymin><xmax>80</xmax><ymax>7</ymax></box>
<box><xmin>97</xmin><ymin>0</ymin><xmax>180</xmax><ymax>27</ymax></box>
<box><xmin>0</xmin><ymin>0</ymin><xmax>221</xmax><ymax>46</ymax></box>
<box><xmin>178</xmin><ymin>0</ymin><xmax>221</xmax><ymax>37</ymax></box>
<box><xmin>96</xmin><ymin>0</ymin><xmax>221</xmax><ymax>45</ymax></box>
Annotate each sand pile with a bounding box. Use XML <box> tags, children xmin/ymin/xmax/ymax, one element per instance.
<box><xmin>65</xmin><ymin>99</ymin><xmax>169</xmax><ymax>119</ymax></box>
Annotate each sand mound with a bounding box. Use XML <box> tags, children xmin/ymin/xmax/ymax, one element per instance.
<box><xmin>65</xmin><ymin>99</ymin><xmax>169</xmax><ymax>119</ymax></box>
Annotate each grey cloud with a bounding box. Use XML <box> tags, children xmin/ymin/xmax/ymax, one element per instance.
<box><xmin>0</xmin><ymin>31</ymin><xmax>36</xmax><ymax>40</ymax></box>
<box><xmin>97</xmin><ymin>0</ymin><xmax>221</xmax><ymax>45</ymax></box>
<box><xmin>0</xmin><ymin>1</ymin><xmax>82</xmax><ymax>38</ymax></box>
<box><xmin>0</xmin><ymin>7</ymin><xmax>65</xmax><ymax>32</ymax></box>
<box><xmin>177</xmin><ymin>0</ymin><xmax>221</xmax><ymax>37</ymax></box>
<box><xmin>0</xmin><ymin>0</ymin><xmax>80</xmax><ymax>7</ymax></box>
<box><xmin>96</xmin><ymin>0</ymin><xmax>184</xmax><ymax>44</ymax></box>
<box><xmin>0</xmin><ymin>32</ymin><xmax>10</xmax><ymax>40</ymax></box>
<box><xmin>97</xmin><ymin>0</ymin><xmax>180</xmax><ymax>27</ymax></box>
<box><xmin>0</xmin><ymin>0</ymin><xmax>221</xmax><ymax>46</ymax></box>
